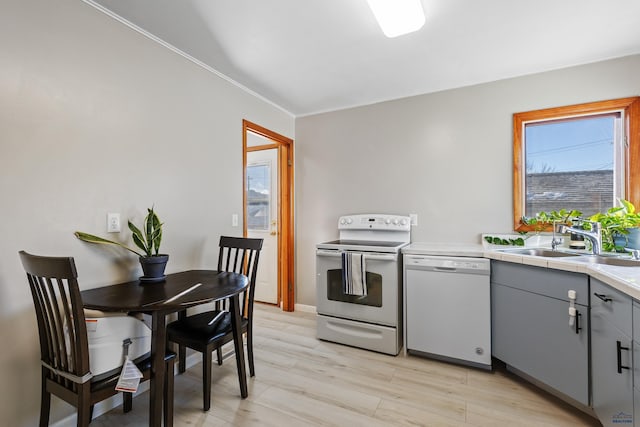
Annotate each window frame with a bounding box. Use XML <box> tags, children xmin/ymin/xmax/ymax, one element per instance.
<box><xmin>513</xmin><ymin>97</ymin><xmax>640</xmax><ymax>231</ymax></box>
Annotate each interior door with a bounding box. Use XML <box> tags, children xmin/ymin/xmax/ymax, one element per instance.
<box><xmin>243</xmin><ymin>120</ymin><xmax>294</xmax><ymax>311</ymax></box>
<box><xmin>246</xmin><ymin>148</ymin><xmax>278</xmax><ymax>304</ymax></box>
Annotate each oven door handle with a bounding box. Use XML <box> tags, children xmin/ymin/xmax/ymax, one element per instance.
<box><xmin>316</xmin><ymin>250</ymin><xmax>343</xmax><ymax>258</ymax></box>
<box><xmin>316</xmin><ymin>250</ymin><xmax>397</xmax><ymax>261</ymax></box>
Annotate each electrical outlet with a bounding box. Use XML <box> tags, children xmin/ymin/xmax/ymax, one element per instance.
<box><xmin>410</xmin><ymin>213</ymin><xmax>418</xmax><ymax>226</ymax></box>
<box><xmin>232</xmin><ymin>214</ymin><xmax>239</xmax><ymax>227</ymax></box>
<box><xmin>107</xmin><ymin>213</ymin><xmax>121</xmax><ymax>233</ymax></box>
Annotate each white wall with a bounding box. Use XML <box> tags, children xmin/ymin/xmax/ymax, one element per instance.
<box><xmin>0</xmin><ymin>0</ymin><xmax>293</xmax><ymax>425</ymax></box>
<box><xmin>295</xmin><ymin>54</ymin><xmax>640</xmax><ymax>305</ymax></box>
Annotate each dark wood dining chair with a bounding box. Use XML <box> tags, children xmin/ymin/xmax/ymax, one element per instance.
<box><xmin>19</xmin><ymin>251</ymin><xmax>176</xmax><ymax>427</ymax></box>
<box><xmin>166</xmin><ymin>236</ymin><xmax>263</xmax><ymax>411</ymax></box>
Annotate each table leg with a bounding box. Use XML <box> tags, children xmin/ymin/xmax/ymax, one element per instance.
<box><xmin>150</xmin><ymin>311</ymin><xmax>167</xmax><ymax>426</ymax></box>
<box><xmin>229</xmin><ymin>295</ymin><xmax>248</xmax><ymax>398</ymax></box>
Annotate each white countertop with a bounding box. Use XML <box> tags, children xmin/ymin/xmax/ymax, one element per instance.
<box><xmin>485</xmin><ymin>248</ymin><xmax>640</xmax><ymax>301</ymax></box>
<box><xmin>405</xmin><ymin>242</ymin><xmax>640</xmax><ymax>300</ymax></box>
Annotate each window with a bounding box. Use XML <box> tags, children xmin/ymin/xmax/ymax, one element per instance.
<box><xmin>246</xmin><ymin>162</ymin><xmax>271</xmax><ymax>231</ymax></box>
<box><xmin>513</xmin><ymin>97</ymin><xmax>640</xmax><ymax>230</ymax></box>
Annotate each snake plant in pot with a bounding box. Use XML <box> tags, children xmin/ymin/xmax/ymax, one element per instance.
<box><xmin>75</xmin><ymin>207</ymin><xmax>168</xmax><ymax>282</ymax></box>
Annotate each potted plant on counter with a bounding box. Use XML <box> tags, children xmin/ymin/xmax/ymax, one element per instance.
<box><xmin>518</xmin><ymin>209</ymin><xmax>583</xmax><ymax>233</ymax></box>
<box><xmin>590</xmin><ymin>199</ymin><xmax>640</xmax><ymax>252</ymax></box>
<box><xmin>75</xmin><ymin>206</ymin><xmax>168</xmax><ymax>282</ymax></box>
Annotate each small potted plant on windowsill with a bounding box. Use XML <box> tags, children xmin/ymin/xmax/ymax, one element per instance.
<box><xmin>590</xmin><ymin>199</ymin><xmax>640</xmax><ymax>252</ymax></box>
<box><xmin>517</xmin><ymin>209</ymin><xmax>582</xmax><ymax>233</ymax></box>
<box><xmin>75</xmin><ymin>206</ymin><xmax>168</xmax><ymax>283</ymax></box>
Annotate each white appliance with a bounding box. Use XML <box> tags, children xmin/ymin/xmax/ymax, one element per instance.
<box><xmin>316</xmin><ymin>214</ymin><xmax>410</xmax><ymax>355</ymax></box>
<box><xmin>403</xmin><ymin>254</ymin><xmax>491</xmax><ymax>369</ymax></box>
<box><xmin>84</xmin><ymin>310</ymin><xmax>152</xmax><ymax>378</ymax></box>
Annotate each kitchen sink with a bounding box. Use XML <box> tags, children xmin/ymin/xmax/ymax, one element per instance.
<box><xmin>575</xmin><ymin>255</ymin><xmax>640</xmax><ymax>267</ymax></box>
<box><xmin>499</xmin><ymin>248</ymin><xmax>582</xmax><ymax>258</ymax></box>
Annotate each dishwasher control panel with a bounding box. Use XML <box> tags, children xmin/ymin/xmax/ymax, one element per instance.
<box><xmin>404</xmin><ymin>255</ymin><xmax>490</xmax><ymax>274</ymax></box>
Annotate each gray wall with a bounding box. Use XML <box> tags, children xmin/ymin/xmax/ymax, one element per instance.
<box><xmin>295</xmin><ymin>54</ymin><xmax>640</xmax><ymax>306</ymax></box>
<box><xmin>0</xmin><ymin>0</ymin><xmax>293</xmax><ymax>425</ymax></box>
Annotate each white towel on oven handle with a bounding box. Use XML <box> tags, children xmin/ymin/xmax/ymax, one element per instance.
<box><xmin>342</xmin><ymin>251</ymin><xmax>368</xmax><ymax>296</ymax></box>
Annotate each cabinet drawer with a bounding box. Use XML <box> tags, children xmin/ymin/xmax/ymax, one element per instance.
<box><xmin>491</xmin><ymin>261</ymin><xmax>588</xmax><ymax>305</ymax></box>
<box><xmin>592</xmin><ymin>278</ymin><xmax>632</xmax><ymax>337</ymax></box>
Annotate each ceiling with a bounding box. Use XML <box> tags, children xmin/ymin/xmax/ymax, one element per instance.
<box><xmin>86</xmin><ymin>0</ymin><xmax>640</xmax><ymax>117</ymax></box>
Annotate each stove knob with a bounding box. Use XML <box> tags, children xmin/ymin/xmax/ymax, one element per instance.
<box><xmin>385</xmin><ymin>218</ymin><xmax>391</xmax><ymax>225</ymax></box>
<box><xmin>400</xmin><ymin>218</ymin><xmax>408</xmax><ymax>226</ymax></box>
<box><xmin>392</xmin><ymin>218</ymin><xmax>399</xmax><ymax>225</ymax></box>
<box><xmin>346</xmin><ymin>218</ymin><xmax>353</xmax><ymax>224</ymax></box>
<box><xmin>339</xmin><ymin>218</ymin><xmax>346</xmax><ymax>225</ymax></box>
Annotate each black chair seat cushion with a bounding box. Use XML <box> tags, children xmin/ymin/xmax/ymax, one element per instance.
<box><xmin>167</xmin><ymin>311</ymin><xmax>248</xmax><ymax>350</ymax></box>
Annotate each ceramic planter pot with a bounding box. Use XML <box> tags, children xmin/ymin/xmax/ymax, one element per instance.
<box><xmin>139</xmin><ymin>254</ymin><xmax>169</xmax><ymax>282</ymax></box>
<box><xmin>613</xmin><ymin>228</ymin><xmax>640</xmax><ymax>250</ymax></box>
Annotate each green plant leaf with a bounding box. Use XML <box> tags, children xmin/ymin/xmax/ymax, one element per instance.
<box><xmin>149</xmin><ymin>208</ymin><xmax>163</xmax><ymax>256</ymax></box>
<box><xmin>621</xmin><ymin>199</ymin><xmax>635</xmax><ymax>214</ymax></box>
<box><xmin>74</xmin><ymin>231</ymin><xmax>142</xmax><ymax>256</ymax></box>
<box><xmin>129</xmin><ymin>220</ymin><xmax>150</xmax><ymax>256</ymax></box>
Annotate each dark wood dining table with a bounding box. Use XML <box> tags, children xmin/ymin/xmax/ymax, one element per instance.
<box><xmin>80</xmin><ymin>270</ymin><xmax>249</xmax><ymax>427</ymax></box>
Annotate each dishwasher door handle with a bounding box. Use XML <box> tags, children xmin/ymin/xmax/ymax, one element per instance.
<box><xmin>433</xmin><ymin>266</ymin><xmax>457</xmax><ymax>272</ymax></box>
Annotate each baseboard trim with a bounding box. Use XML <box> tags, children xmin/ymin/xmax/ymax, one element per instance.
<box><xmin>294</xmin><ymin>303</ymin><xmax>316</xmax><ymax>313</ymax></box>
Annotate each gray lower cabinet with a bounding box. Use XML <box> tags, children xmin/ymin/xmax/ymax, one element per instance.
<box><xmin>633</xmin><ymin>302</ymin><xmax>640</xmax><ymax>425</ymax></box>
<box><xmin>491</xmin><ymin>261</ymin><xmax>589</xmax><ymax>406</ymax></box>
<box><xmin>591</xmin><ymin>278</ymin><xmax>633</xmax><ymax>426</ymax></box>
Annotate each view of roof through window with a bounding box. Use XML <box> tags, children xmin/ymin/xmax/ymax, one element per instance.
<box><xmin>524</xmin><ymin>114</ymin><xmax>618</xmax><ymax>217</ymax></box>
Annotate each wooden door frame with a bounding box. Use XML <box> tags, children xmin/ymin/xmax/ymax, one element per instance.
<box><xmin>243</xmin><ymin>119</ymin><xmax>295</xmax><ymax>312</ymax></box>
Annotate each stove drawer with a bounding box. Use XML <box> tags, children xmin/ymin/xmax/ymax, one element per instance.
<box><xmin>316</xmin><ymin>314</ymin><xmax>400</xmax><ymax>355</ymax></box>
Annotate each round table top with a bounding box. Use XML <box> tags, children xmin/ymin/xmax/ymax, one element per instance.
<box><xmin>81</xmin><ymin>270</ymin><xmax>248</xmax><ymax>312</ymax></box>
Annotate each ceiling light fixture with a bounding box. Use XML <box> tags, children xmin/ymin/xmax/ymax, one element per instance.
<box><xmin>367</xmin><ymin>0</ymin><xmax>425</xmax><ymax>38</ymax></box>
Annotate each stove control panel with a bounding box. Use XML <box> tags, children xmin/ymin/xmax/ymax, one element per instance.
<box><xmin>338</xmin><ymin>214</ymin><xmax>411</xmax><ymax>231</ymax></box>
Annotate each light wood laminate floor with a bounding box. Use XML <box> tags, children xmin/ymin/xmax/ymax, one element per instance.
<box><xmin>93</xmin><ymin>304</ymin><xmax>601</xmax><ymax>426</ymax></box>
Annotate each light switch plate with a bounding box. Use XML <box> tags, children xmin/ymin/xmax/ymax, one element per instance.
<box><xmin>107</xmin><ymin>213</ymin><xmax>121</xmax><ymax>233</ymax></box>
<box><xmin>410</xmin><ymin>213</ymin><xmax>418</xmax><ymax>226</ymax></box>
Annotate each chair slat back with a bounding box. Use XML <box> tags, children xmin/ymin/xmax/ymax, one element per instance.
<box><xmin>19</xmin><ymin>251</ymin><xmax>90</xmax><ymax>390</ymax></box>
<box><xmin>217</xmin><ymin>236</ymin><xmax>263</xmax><ymax>317</ymax></box>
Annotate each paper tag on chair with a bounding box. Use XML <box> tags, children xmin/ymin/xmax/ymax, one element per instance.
<box><xmin>115</xmin><ymin>357</ymin><xmax>143</xmax><ymax>392</ymax></box>
<box><xmin>115</xmin><ymin>338</ymin><xmax>143</xmax><ymax>393</ymax></box>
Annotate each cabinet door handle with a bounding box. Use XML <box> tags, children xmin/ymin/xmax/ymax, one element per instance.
<box><xmin>574</xmin><ymin>310</ymin><xmax>582</xmax><ymax>334</ymax></box>
<box><xmin>616</xmin><ymin>340</ymin><xmax>630</xmax><ymax>374</ymax></box>
<box><xmin>593</xmin><ymin>293</ymin><xmax>612</xmax><ymax>302</ymax></box>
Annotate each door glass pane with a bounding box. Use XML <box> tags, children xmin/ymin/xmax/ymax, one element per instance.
<box><xmin>247</xmin><ymin>162</ymin><xmax>270</xmax><ymax>230</ymax></box>
<box><xmin>524</xmin><ymin>114</ymin><xmax>620</xmax><ymax>218</ymax></box>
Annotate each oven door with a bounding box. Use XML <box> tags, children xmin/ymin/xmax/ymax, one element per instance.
<box><xmin>316</xmin><ymin>249</ymin><xmax>399</xmax><ymax>326</ymax></box>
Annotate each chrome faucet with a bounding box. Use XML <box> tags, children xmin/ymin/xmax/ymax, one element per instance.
<box><xmin>551</xmin><ymin>221</ymin><xmax>563</xmax><ymax>250</ymax></box>
<box><xmin>556</xmin><ymin>220</ymin><xmax>602</xmax><ymax>255</ymax></box>
<box><xmin>624</xmin><ymin>247</ymin><xmax>640</xmax><ymax>260</ymax></box>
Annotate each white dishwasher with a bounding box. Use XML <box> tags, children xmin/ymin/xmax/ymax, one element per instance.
<box><xmin>403</xmin><ymin>254</ymin><xmax>491</xmax><ymax>369</ymax></box>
